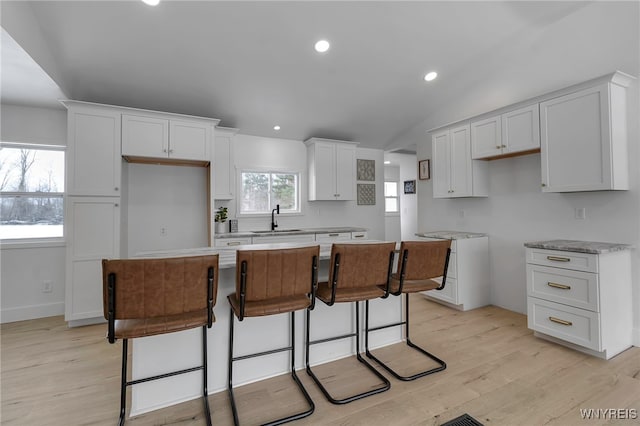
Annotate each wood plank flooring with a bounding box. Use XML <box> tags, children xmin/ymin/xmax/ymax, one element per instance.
<box><xmin>2</xmin><ymin>296</ymin><xmax>639</xmax><ymax>425</ymax></box>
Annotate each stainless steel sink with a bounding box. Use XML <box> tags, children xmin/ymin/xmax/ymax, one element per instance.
<box><xmin>252</xmin><ymin>229</ymin><xmax>302</xmax><ymax>234</ymax></box>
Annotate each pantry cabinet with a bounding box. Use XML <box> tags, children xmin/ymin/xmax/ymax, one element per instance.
<box><xmin>122</xmin><ymin>114</ymin><xmax>212</xmax><ymax>163</ymax></box>
<box><xmin>432</xmin><ymin>124</ymin><xmax>488</xmax><ymax>198</ymax></box>
<box><xmin>305</xmin><ymin>138</ymin><xmax>357</xmax><ymax>201</ymax></box>
<box><xmin>540</xmin><ymin>72</ymin><xmax>633</xmax><ymax>192</ymax></box>
<box><xmin>65</xmin><ymin>104</ymin><xmax>122</xmax><ymax>196</ymax></box>
<box><xmin>213</xmin><ymin>127</ymin><xmax>237</xmax><ymax>199</ymax></box>
<box><xmin>525</xmin><ymin>242</ymin><xmax>632</xmax><ymax>359</ymax></box>
<box><xmin>471</xmin><ymin>103</ymin><xmax>540</xmax><ymax>160</ymax></box>
<box><xmin>65</xmin><ymin>197</ymin><xmax>121</xmax><ymax>321</ymax></box>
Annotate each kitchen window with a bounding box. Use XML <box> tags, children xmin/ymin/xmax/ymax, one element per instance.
<box><xmin>384</xmin><ymin>181</ymin><xmax>399</xmax><ymax>214</ymax></box>
<box><xmin>239</xmin><ymin>171</ymin><xmax>300</xmax><ymax>215</ymax></box>
<box><xmin>0</xmin><ymin>143</ymin><xmax>65</xmax><ymax>240</ymax></box>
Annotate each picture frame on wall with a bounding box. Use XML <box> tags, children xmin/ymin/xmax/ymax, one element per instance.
<box><xmin>419</xmin><ymin>159</ymin><xmax>430</xmax><ymax>180</ymax></box>
<box><xmin>404</xmin><ymin>180</ymin><xmax>416</xmax><ymax>194</ymax></box>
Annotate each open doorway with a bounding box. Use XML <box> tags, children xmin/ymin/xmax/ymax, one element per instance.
<box><xmin>383</xmin><ymin>151</ymin><xmax>418</xmax><ymax>242</ymax></box>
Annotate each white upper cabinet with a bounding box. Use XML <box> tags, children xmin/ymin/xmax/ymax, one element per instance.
<box><xmin>540</xmin><ymin>72</ymin><xmax>633</xmax><ymax>192</ymax></box>
<box><xmin>213</xmin><ymin>127</ymin><xmax>237</xmax><ymax>200</ymax></box>
<box><xmin>432</xmin><ymin>124</ymin><xmax>488</xmax><ymax>198</ymax></box>
<box><xmin>471</xmin><ymin>103</ymin><xmax>540</xmax><ymax>160</ymax></box>
<box><xmin>122</xmin><ymin>114</ymin><xmax>212</xmax><ymax>163</ymax></box>
<box><xmin>306</xmin><ymin>138</ymin><xmax>357</xmax><ymax>201</ymax></box>
<box><xmin>66</xmin><ymin>104</ymin><xmax>122</xmax><ymax>196</ymax></box>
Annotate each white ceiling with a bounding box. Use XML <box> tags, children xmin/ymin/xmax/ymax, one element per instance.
<box><xmin>1</xmin><ymin>1</ymin><xmax>638</xmax><ymax>151</ymax></box>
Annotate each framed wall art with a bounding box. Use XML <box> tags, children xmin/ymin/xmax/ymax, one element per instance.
<box><xmin>419</xmin><ymin>159</ymin><xmax>430</xmax><ymax>180</ymax></box>
<box><xmin>404</xmin><ymin>180</ymin><xmax>416</xmax><ymax>194</ymax></box>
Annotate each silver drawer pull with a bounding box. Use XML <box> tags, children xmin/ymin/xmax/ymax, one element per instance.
<box><xmin>227</xmin><ymin>241</ymin><xmax>241</xmax><ymax>246</ymax></box>
<box><xmin>549</xmin><ymin>317</ymin><xmax>572</xmax><ymax>326</ymax></box>
<box><xmin>353</xmin><ymin>234</ymin><xmax>365</xmax><ymax>238</ymax></box>
<box><xmin>328</xmin><ymin>233</ymin><xmax>339</xmax><ymax>237</ymax></box>
<box><xmin>547</xmin><ymin>282</ymin><xmax>571</xmax><ymax>290</ymax></box>
<box><xmin>547</xmin><ymin>255</ymin><xmax>570</xmax><ymax>262</ymax></box>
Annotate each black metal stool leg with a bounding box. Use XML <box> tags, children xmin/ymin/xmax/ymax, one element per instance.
<box><xmin>119</xmin><ymin>339</ymin><xmax>128</xmax><ymax>426</ymax></box>
<box><xmin>229</xmin><ymin>309</ymin><xmax>314</xmax><ymax>425</ymax></box>
<box><xmin>306</xmin><ymin>302</ymin><xmax>390</xmax><ymax>404</ymax></box>
<box><xmin>365</xmin><ymin>294</ymin><xmax>446</xmax><ymax>381</ymax></box>
<box><xmin>202</xmin><ymin>326</ymin><xmax>212</xmax><ymax>426</ymax></box>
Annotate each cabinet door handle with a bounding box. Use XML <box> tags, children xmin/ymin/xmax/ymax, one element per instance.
<box><xmin>496</xmin><ymin>145</ymin><xmax>501</xmax><ymax>149</ymax></box>
<box><xmin>541</xmin><ymin>183</ymin><xmax>546</xmax><ymax>187</ymax></box>
<box><xmin>328</xmin><ymin>233</ymin><xmax>339</xmax><ymax>237</ymax></box>
<box><xmin>227</xmin><ymin>241</ymin><xmax>241</xmax><ymax>246</ymax></box>
<box><xmin>114</xmin><ymin>187</ymin><xmax>119</xmax><ymax>191</ymax></box>
<box><xmin>169</xmin><ymin>149</ymin><xmax>174</xmax><ymax>154</ymax></box>
<box><xmin>163</xmin><ymin>149</ymin><xmax>168</xmax><ymax>153</ymax></box>
<box><xmin>547</xmin><ymin>256</ymin><xmax>570</xmax><ymax>262</ymax></box>
<box><xmin>114</xmin><ymin>203</ymin><xmax>119</xmax><ymax>207</ymax></box>
<box><xmin>353</xmin><ymin>234</ymin><xmax>365</xmax><ymax>238</ymax></box>
<box><xmin>501</xmin><ymin>145</ymin><xmax>506</xmax><ymax>148</ymax></box>
<box><xmin>549</xmin><ymin>317</ymin><xmax>572</xmax><ymax>326</ymax></box>
<box><xmin>547</xmin><ymin>282</ymin><xmax>571</xmax><ymax>290</ymax></box>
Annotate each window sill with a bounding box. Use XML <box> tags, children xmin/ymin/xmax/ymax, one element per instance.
<box><xmin>0</xmin><ymin>238</ymin><xmax>66</xmax><ymax>250</ymax></box>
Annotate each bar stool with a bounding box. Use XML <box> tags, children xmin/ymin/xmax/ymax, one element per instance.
<box><xmin>365</xmin><ymin>240</ymin><xmax>451</xmax><ymax>381</ymax></box>
<box><xmin>305</xmin><ymin>242</ymin><xmax>395</xmax><ymax>404</ymax></box>
<box><xmin>227</xmin><ymin>245</ymin><xmax>319</xmax><ymax>426</ymax></box>
<box><xmin>102</xmin><ymin>254</ymin><xmax>218</xmax><ymax>426</ymax></box>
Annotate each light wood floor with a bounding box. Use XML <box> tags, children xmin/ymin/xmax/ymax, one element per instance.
<box><xmin>2</xmin><ymin>296</ymin><xmax>639</xmax><ymax>425</ymax></box>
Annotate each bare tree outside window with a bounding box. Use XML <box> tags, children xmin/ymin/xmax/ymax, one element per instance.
<box><xmin>0</xmin><ymin>145</ymin><xmax>65</xmax><ymax>239</ymax></box>
<box><xmin>240</xmin><ymin>171</ymin><xmax>299</xmax><ymax>215</ymax></box>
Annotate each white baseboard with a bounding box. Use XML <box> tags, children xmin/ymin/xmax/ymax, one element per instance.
<box><xmin>0</xmin><ymin>302</ymin><xmax>64</xmax><ymax>324</ymax></box>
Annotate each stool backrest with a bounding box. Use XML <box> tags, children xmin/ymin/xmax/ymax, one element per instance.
<box><xmin>236</xmin><ymin>246</ymin><xmax>320</xmax><ymax>302</ymax></box>
<box><xmin>328</xmin><ymin>242</ymin><xmax>396</xmax><ymax>289</ymax></box>
<box><xmin>397</xmin><ymin>240</ymin><xmax>451</xmax><ymax>281</ymax></box>
<box><xmin>102</xmin><ymin>255</ymin><xmax>219</xmax><ymax>321</ymax></box>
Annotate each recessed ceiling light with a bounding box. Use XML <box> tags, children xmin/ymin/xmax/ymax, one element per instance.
<box><xmin>384</xmin><ymin>161</ymin><xmax>391</xmax><ymax>165</ymax></box>
<box><xmin>314</xmin><ymin>40</ymin><xmax>330</xmax><ymax>53</ymax></box>
<box><xmin>273</xmin><ymin>125</ymin><xmax>281</xmax><ymax>131</ymax></box>
<box><xmin>424</xmin><ymin>71</ymin><xmax>438</xmax><ymax>82</ymax></box>
<box><xmin>141</xmin><ymin>0</ymin><xmax>160</xmax><ymax>5</ymax></box>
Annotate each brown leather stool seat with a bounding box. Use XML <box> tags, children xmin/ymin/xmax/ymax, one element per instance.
<box><xmin>102</xmin><ymin>255</ymin><xmax>219</xmax><ymax>426</ymax></box>
<box><xmin>227</xmin><ymin>246</ymin><xmax>319</xmax><ymax>426</ymax></box>
<box><xmin>365</xmin><ymin>240</ymin><xmax>451</xmax><ymax>381</ymax></box>
<box><xmin>305</xmin><ymin>242</ymin><xmax>395</xmax><ymax>404</ymax></box>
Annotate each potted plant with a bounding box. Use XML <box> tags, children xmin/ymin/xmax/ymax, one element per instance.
<box><xmin>214</xmin><ymin>206</ymin><xmax>228</xmax><ymax>234</ymax></box>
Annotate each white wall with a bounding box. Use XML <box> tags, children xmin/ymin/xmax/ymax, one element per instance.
<box><xmin>414</xmin><ymin>80</ymin><xmax>640</xmax><ymax>344</ymax></box>
<box><xmin>126</xmin><ymin>163</ymin><xmax>209</xmax><ymax>256</ymax></box>
<box><xmin>216</xmin><ymin>134</ymin><xmax>386</xmax><ymax>241</ymax></box>
<box><xmin>1</xmin><ymin>104</ymin><xmax>67</xmax><ymax>323</ymax></box>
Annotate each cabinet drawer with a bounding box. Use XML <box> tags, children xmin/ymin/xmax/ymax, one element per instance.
<box><xmin>316</xmin><ymin>232</ymin><xmax>352</xmax><ymax>242</ymax></box>
<box><xmin>527</xmin><ymin>264</ymin><xmax>599</xmax><ymax>312</ymax></box>
<box><xmin>214</xmin><ymin>238</ymin><xmax>252</xmax><ymax>247</ymax></box>
<box><xmin>351</xmin><ymin>231</ymin><xmax>368</xmax><ymax>240</ymax></box>
<box><xmin>527</xmin><ymin>248</ymin><xmax>597</xmax><ymax>273</ymax></box>
<box><xmin>424</xmin><ymin>276</ymin><xmax>457</xmax><ymax>305</ymax></box>
<box><xmin>528</xmin><ymin>297</ymin><xmax>601</xmax><ymax>351</ymax></box>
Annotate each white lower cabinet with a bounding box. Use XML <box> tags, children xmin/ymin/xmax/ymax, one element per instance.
<box><xmin>213</xmin><ymin>237</ymin><xmax>252</xmax><ymax>247</ymax></box>
<box><xmin>315</xmin><ymin>232</ymin><xmax>352</xmax><ymax>242</ymax></box>
<box><xmin>525</xmin><ymin>247</ymin><xmax>632</xmax><ymax>359</ymax></box>
<box><xmin>65</xmin><ymin>197</ymin><xmax>121</xmax><ymax>322</ymax></box>
<box><xmin>252</xmin><ymin>234</ymin><xmax>316</xmax><ymax>244</ymax></box>
<box><xmin>420</xmin><ymin>236</ymin><xmax>490</xmax><ymax>311</ymax></box>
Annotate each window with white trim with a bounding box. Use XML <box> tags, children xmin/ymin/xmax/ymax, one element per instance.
<box><xmin>239</xmin><ymin>171</ymin><xmax>300</xmax><ymax>215</ymax></box>
<box><xmin>384</xmin><ymin>181</ymin><xmax>399</xmax><ymax>214</ymax></box>
<box><xmin>0</xmin><ymin>143</ymin><xmax>65</xmax><ymax>240</ymax></box>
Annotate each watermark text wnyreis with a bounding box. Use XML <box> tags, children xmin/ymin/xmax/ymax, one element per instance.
<box><xmin>580</xmin><ymin>408</ymin><xmax>638</xmax><ymax>420</ymax></box>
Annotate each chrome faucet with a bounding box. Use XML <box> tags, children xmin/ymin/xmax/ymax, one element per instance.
<box><xmin>271</xmin><ymin>204</ymin><xmax>280</xmax><ymax>231</ymax></box>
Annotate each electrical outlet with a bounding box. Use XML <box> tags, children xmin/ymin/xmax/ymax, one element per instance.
<box><xmin>160</xmin><ymin>227</ymin><xmax>167</xmax><ymax>236</ymax></box>
<box><xmin>42</xmin><ymin>280</ymin><xmax>53</xmax><ymax>293</ymax></box>
<box><xmin>575</xmin><ymin>208</ymin><xmax>586</xmax><ymax>220</ymax></box>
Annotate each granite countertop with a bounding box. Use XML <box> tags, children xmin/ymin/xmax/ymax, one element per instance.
<box><xmin>524</xmin><ymin>239</ymin><xmax>634</xmax><ymax>254</ymax></box>
<box><xmin>135</xmin><ymin>240</ymin><xmax>397</xmax><ymax>269</ymax></box>
<box><xmin>217</xmin><ymin>226</ymin><xmax>367</xmax><ymax>239</ymax></box>
<box><xmin>415</xmin><ymin>230</ymin><xmax>487</xmax><ymax>240</ymax></box>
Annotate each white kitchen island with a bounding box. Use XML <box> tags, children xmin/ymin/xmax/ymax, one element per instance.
<box><xmin>128</xmin><ymin>242</ymin><xmax>402</xmax><ymax>417</ymax></box>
